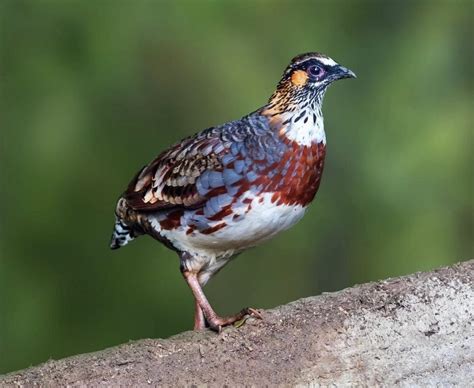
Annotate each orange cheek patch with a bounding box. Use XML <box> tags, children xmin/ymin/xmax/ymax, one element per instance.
<box><xmin>291</xmin><ymin>70</ymin><xmax>308</xmax><ymax>87</ymax></box>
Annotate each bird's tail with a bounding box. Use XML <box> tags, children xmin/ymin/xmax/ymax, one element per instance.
<box><xmin>110</xmin><ymin>217</ymin><xmax>139</xmax><ymax>250</ymax></box>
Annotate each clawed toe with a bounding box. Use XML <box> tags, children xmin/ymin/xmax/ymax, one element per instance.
<box><xmin>206</xmin><ymin>307</ymin><xmax>263</xmax><ymax>332</ymax></box>
<box><xmin>245</xmin><ymin>307</ymin><xmax>263</xmax><ymax>320</ymax></box>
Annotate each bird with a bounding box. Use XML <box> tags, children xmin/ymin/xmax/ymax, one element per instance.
<box><xmin>110</xmin><ymin>52</ymin><xmax>355</xmax><ymax>332</ymax></box>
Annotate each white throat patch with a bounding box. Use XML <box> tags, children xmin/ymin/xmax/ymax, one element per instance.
<box><xmin>281</xmin><ymin>109</ymin><xmax>326</xmax><ymax>146</ymax></box>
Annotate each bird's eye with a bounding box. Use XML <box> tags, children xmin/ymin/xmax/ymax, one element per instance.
<box><xmin>307</xmin><ymin>64</ymin><xmax>324</xmax><ymax>79</ymax></box>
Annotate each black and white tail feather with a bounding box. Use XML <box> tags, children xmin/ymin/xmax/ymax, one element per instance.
<box><xmin>110</xmin><ymin>217</ymin><xmax>138</xmax><ymax>250</ymax></box>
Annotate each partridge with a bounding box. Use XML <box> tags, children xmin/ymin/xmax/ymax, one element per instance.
<box><xmin>110</xmin><ymin>52</ymin><xmax>355</xmax><ymax>331</ymax></box>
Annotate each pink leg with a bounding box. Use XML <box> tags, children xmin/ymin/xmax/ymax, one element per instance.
<box><xmin>194</xmin><ymin>300</ymin><xmax>206</xmax><ymax>330</ymax></box>
<box><xmin>183</xmin><ymin>271</ymin><xmax>262</xmax><ymax>332</ymax></box>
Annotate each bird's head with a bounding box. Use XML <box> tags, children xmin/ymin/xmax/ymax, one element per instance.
<box><xmin>282</xmin><ymin>52</ymin><xmax>356</xmax><ymax>90</ymax></box>
<box><xmin>267</xmin><ymin>52</ymin><xmax>355</xmax><ymax>112</ymax></box>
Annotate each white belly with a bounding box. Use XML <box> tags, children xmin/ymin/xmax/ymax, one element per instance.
<box><xmin>159</xmin><ymin>192</ymin><xmax>307</xmax><ymax>260</ymax></box>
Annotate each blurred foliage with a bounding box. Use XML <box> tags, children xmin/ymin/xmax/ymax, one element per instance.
<box><xmin>0</xmin><ymin>0</ymin><xmax>472</xmax><ymax>374</ymax></box>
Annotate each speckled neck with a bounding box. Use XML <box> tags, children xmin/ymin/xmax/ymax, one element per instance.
<box><xmin>261</xmin><ymin>81</ymin><xmax>327</xmax><ymax>146</ymax></box>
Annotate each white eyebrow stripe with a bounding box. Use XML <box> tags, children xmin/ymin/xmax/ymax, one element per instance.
<box><xmin>318</xmin><ymin>57</ymin><xmax>338</xmax><ymax>67</ymax></box>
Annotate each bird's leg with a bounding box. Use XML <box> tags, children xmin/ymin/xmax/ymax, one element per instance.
<box><xmin>193</xmin><ymin>299</ymin><xmax>206</xmax><ymax>330</ymax></box>
<box><xmin>182</xmin><ymin>270</ymin><xmax>262</xmax><ymax>332</ymax></box>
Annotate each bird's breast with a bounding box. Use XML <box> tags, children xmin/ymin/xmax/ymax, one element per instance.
<box><xmin>264</xmin><ymin>139</ymin><xmax>326</xmax><ymax>207</ymax></box>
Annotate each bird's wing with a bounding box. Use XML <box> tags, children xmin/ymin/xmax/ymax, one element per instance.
<box><xmin>123</xmin><ymin>133</ymin><xmax>231</xmax><ymax>211</ymax></box>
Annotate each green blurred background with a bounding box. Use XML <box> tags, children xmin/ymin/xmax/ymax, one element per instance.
<box><xmin>0</xmin><ymin>0</ymin><xmax>472</xmax><ymax>374</ymax></box>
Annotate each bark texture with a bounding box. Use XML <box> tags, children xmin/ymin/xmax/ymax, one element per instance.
<box><xmin>2</xmin><ymin>260</ymin><xmax>473</xmax><ymax>386</ymax></box>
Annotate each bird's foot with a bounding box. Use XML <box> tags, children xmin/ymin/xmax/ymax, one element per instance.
<box><xmin>183</xmin><ymin>270</ymin><xmax>262</xmax><ymax>332</ymax></box>
<box><xmin>207</xmin><ymin>307</ymin><xmax>262</xmax><ymax>333</ymax></box>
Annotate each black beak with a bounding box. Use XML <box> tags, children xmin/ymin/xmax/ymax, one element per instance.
<box><xmin>333</xmin><ymin>65</ymin><xmax>356</xmax><ymax>80</ymax></box>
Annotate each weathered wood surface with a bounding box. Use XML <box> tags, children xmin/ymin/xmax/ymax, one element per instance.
<box><xmin>2</xmin><ymin>260</ymin><xmax>473</xmax><ymax>386</ymax></box>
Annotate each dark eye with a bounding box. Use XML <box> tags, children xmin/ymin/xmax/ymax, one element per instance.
<box><xmin>307</xmin><ymin>64</ymin><xmax>324</xmax><ymax>79</ymax></box>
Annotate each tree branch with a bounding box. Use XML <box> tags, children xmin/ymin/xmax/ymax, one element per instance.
<box><xmin>2</xmin><ymin>260</ymin><xmax>473</xmax><ymax>386</ymax></box>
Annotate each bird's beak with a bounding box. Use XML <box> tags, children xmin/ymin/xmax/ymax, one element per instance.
<box><xmin>333</xmin><ymin>65</ymin><xmax>357</xmax><ymax>80</ymax></box>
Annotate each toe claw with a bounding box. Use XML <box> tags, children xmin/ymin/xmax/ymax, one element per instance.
<box><xmin>208</xmin><ymin>321</ymin><xmax>222</xmax><ymax>333</ymax></box>
<box><xmin>205</xmin><ymin>307</ymin><xmax>262</xmax><ymax>332</ymax></box>
<box><xmin>247</xmin><ymin>307</ymin><xmax>263</xmax><ymax>320</ymax></box>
